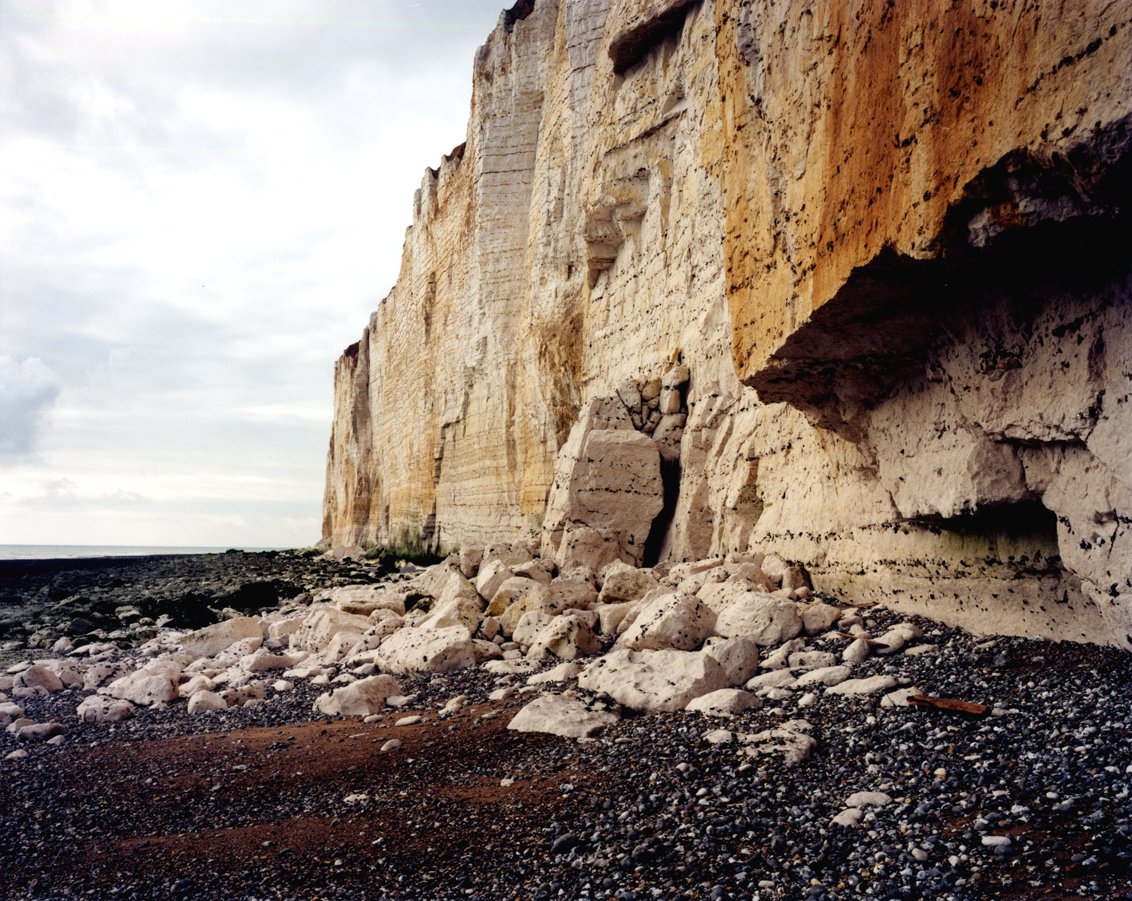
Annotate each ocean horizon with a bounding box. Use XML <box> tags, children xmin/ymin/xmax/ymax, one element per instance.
<box><xmin>0</xmin><ymin>545</ymin><xmax>290</xmax><ymax>561</ymax></box>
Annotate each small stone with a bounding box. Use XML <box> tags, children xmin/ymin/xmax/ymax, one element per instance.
<box><xmin>18</xmin><ymin>722</ymin><xmax>65</xmax><ymax>741</ymax></box>
<box><xmin>380</xmin><ymin>739</ymin><xmax>402</xmax><ymax>752</ymax></box>
<box><xmin>832</xmin><ymin>808</ymin><xmax>863</xmax><ymax>827</ymax></box>
<box><xmin>187</xmin><ymin>691</ymin><xmax>227</xmax><ymax>713</ymax></box>
<box><xmin>685</xmin><ymin>688</ymin><xmax>761</xmax><ymax>717</ymax></box>
<box><xmin>826</xmin><ymin>675</ymin><xmax>898</xmax><ymax>695</ymax></box>
<box><xmin>550</xmin><ymin>833</ymin><xmax>579</xmax><ymax>854</ymax></box>
<box><xmin>845</xmin><ymin>791</ymin><xmax>893</xmax><ymax>808</ymax></box>
<box><xmin>841</xmin><ymin>639</ymin><xmax>871</xmax><ymax>665</ymax></box>
<box><xmin>395</xmin><ymin>715</ymin><xmax>422</xmax><ymax>727</ymax></box>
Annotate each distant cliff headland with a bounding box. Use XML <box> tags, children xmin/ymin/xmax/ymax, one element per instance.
<box><xmin>322</xmin><ymin>0</ymin><xmax>1132</xmax><ymax>646</ymax></box>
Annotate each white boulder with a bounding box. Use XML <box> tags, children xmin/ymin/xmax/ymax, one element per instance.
<box><xmin>714</xmin><ymin>593</ymin><xmax>803</xmax><ymax>646</ymax></box>
<box><xmin>12</xmin><ymin>665</ymin><xmax>65</xmax><ymax>699</ymax></box>
<box><xmin>0</xmin><ymin>701</ymin><xmax>26</xmax><ymax>726</ymax></box>
<box><xmin>187</xmin><ymin>690</ymin><xmax>227</xmax><ymax>713</ymax></box>
<box><xmin>597</xmin><ymin>561</ymin><xmax>659</xmax><ymax>603</ymax></box>
<box><xmin>292</xmin><ymin>608</ymin><xmax>373</xmax><ymax>653</ymax></box>
<box><xmin>615</xmin><ymin>592</ymin><xmax>715</xmax><ymax>652</ymax></box>
<box><xmin>313</xmin><ymin>674</ymin><xmax>403</xmax><ymax>717</ymax></box>
<box><xmin>703</xmin><ymin>637</ymin><xmax>761</xmax><ymax>686</ymax></box>
<box><xmin>507</xmin><ymin>692</ymin><xmax>619</xmax><ymax>739</ymax></box>
<box><xmin>375</xmin><ymin>626</ymin><xmax>476</xmax><ymax>675</ymax></box>
<box><xmin>826</xmin><ymin>675</ymin><xmax>899</xmax><ymax>695</ymax></box>
<box><xmin>526</xmin><ymin>613</ymin><xmax>603</xmax><ymax>661</ymax></box>
<box><xmin>76</xmin><ymin>696</ymin><xmax>134</xmax><ymax>723</ymax></box>
<box><xmin>329</xmin><ymin>585</ymin><xmax>406</xmax><ymax>616</ymax></box>
<box><xmin>578</xmin><ymin>648</ymin><xmax>729</xmax><ymax>713</ymax></box>
<box><xmin>180</xmin><ymin>617</ymin><xmax>263</xmax><ymax>660</ymax></box>
<box><xmin>102</xmin><ymin>669</ymin><xmax>179</xmax><ymax>707</ymax></box>
<box><xmin>685</xmin><ymin>688</ymin><xmax>762</xmax><ymax>717</ymax></box>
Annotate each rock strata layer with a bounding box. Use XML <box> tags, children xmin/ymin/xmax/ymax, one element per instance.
<box><xmin>323</xmin><ymin>0</ymin><xmax>1132</xmax><ymax>646</ymax></box>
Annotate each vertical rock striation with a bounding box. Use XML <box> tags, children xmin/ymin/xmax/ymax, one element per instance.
<box><xmin>324</xmin><ymin>0</ymin><xmax>1132</xmax><ymax>646</ymax></box>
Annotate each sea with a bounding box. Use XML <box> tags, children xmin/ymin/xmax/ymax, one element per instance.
<box><xmin>0</xmin><ymin>545</ymin><xmax>286</xmax><ymax>561</ymax></box>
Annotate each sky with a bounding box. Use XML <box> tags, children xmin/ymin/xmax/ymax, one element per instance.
<box><xmin>0</xmin><ymin>0</ymin><xmax>510</xmax><ymax>549</ymax></box>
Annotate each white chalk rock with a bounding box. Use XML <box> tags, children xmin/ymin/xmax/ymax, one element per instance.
<box><xmin>375</xmin><ymin>625</ymin><xmax>476</xmax><ymax>675</ymax></box>
<box><xmin>498</xmin><ymin>583</ymin><xmax>584</xmax><ymax>637</ymax></box>
<box><xmin>794</xmin><ymin>665</ymin><xmax>852</xmax><ymax>688</ymax></box>
<box><xmin>18</xmin><ymin>722</ymin><xmax>65</xmax><ymax>741</ymax></box>
<box><xmin>759</xmin><ymin>638</ymin><xmax>806</xmax><ymax>670</ymax></box>
<box><xmin>615</xmin><ymin>592</ymin><xmax>715</xmax><ymax>652</ymax></box>
<box><xmin>846</xmin><ymin>791</ymin><xmax>893</xmax><ymax>808</ymax></box>
<box><xmin>527</xmin><ymin>661</ymin><xmax>583</xmax><ymax>685</ymax></box>
<box><xmin>511</xmin><ymin>559</ymin><xmax>555</xmax><ymax>584</ymax></box>
<box><xmin>481</xmin><ymin>658</ymin><xmax>540</xmax><ymax>675</ymax></box>
<box><xmin>788</xmin><ymin>651</ymin><xmax>838</xmax><ymax>671</ymax></box>
<box><xmin>745</xmin><ymin>669</ymin><xmax>798</xmax><ymax>690</ymax></box>
<box><xmin>243</xmin><ymin>650</ymin><xmax>306</xmax><ymax>673</ymax></box>
<box><xmin>577</xmin><ymin>648</ymin><xmax>729</xmax><ymax>713</ymax></box>
<box><xmin>685</xmin><ymin>688</ymin><xmax>762</xmax><ymax>717</ymax></box>
<box><xmin>472</xmin><ymin>639</ymin><xmax>503</xmax><ymax>662</ymax></box>
<box><xmin>593</xmin><ymin>601</ymin><xmax>635</xmax><ymax>636</ymax></box>
<box><xmin>418</xmin><ymin>596</ymin><xmax>484</xmax><ymax>637</ymax></box>
<box><xmin>313</xmin><ymin>674</ymin><xmax>403</xmax><ymax>717</ymax></box>
<box><xmin>219</xmin><ymin>682</ymin><xmax>266</xmax><ymax>707</ymax></box>
<box><xmin>760</xmin><ymin>554</ymin><xmax>789</xmax><ymax>587</ymax></box>
<box><xmin>697</xmin><ymin>579</ymin><xmax>770</xmax><ymax>616</ymax></box>
<box><xmin>512</xmin><ymin>611</ymin><xmax>556</xmax><ymax>651</ymax></box>
<box><xmin>527</xmin><ymin>613</ymin><xmax>603</xmax><ymax>661</ymax></box>
<box><xmin>714</xmin><ymin>593</ymin><xmax>803</xmax><ymax>646</ymax></box>
<box><xmin>540</xmin><ymin>397</ymin><xmax>664</xmax><ymax>572</ymax></box>
<box><xmin>40</xmin><ymin>659</ymin><xmax>86</xmax><ymax>689</ymax></box>
<box><xmin>826</xmin><ymin>675</ymin><xmax>899</xmax><ymax>695</ymax></box>
<box><xmin>741</xmin><ymin>722</ymin><xmax>817</xmax><ymax>765</ymax></box>
<box><xmin>76</xmin><ymin>696</ymin><xmax>133</xmax><ymax>723</ymax></box>
<box><xmin>267</xmin><ymin>616</ymin><xmax>304</xmax><ymax>640</ymax></box>
<box><xmin>0</xmin><ymin>701</ymin><xmax>26</xmax><ymax>726</ymax></box>
<box><xmin>800</xmin><ymin>602</ymin><xmax>842</xmax><ymax>634</ymax></box>
<box><xmin>832</xmin><ymin>808</ymin><xmax>864</xmax><ymax>827</ymax></box>
<box><xmin>842</xmin><ymin>638</ymin><xmax>872</xmax><ymax>665</ymax></box>
<box><xmin>328</xmin><ymin>585</ymin><xmax>406</xmax><ymax>616</ymax></box>
<box><xmin>485</xmin><ymin>577</ymin><xmax>539</xmax><ymax>617</ymax></box>
<box><xmin>82</xmin><ymin>662</ymin><xmax>131</xmax><ymax>691</ymax></box>
<box><xmin>103</xmin><ymin>669</ymin><xmax>179</xmax><ymax>707</ymax></box>
<box><xmin>292</xmin><ymin>608</ymin><xmax>373</xmax><ymax>653</ymax></box>
<box><xmin>187</xmin><ymin>690</ymin><xmax>227</xmax><ymax>713</ymax></box>
<box><xmin>597</xmin><ymin>561</ymin><xmax>659</xmax><ymax>604</ymax></box>
<box><xmin>507</xmin><ymin>692</ymin><xmax>619</xmax><ymax>740</ymax></box>
<box><xmin>702</xmin><ymin>637</ymin><xmax>761</xmax><ymax>686</ymax></box>
<box><xmin>180</xmin><ymin>617</ymin><xmax>263</xmax><ymax>660</ymax></box>
<box><xmin>12</xmin><ymin>665</ymin><xmax>65</xmax><ymax>698</ymax></box>
<box><xmin>476</xmin><ymin>559</ymin><xmax>515</xmax><ymax>602</ymax></box>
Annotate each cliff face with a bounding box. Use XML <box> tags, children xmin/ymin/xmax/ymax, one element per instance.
<box><xmin>324</xmin><ymin>0</ymin><xmax>1132</xmax><ymax>646</ymax></box>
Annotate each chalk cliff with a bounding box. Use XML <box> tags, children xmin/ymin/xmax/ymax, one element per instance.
<box><xmin>323</xmin><ymin>0</ymin><xmax>1132</xmax><ymax>646</ymax></box>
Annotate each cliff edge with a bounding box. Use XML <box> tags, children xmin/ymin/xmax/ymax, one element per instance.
<box><xmin>323</xmin><ymin>0</ymin><xmax>1132</xmax><ymax>646</ymax></box>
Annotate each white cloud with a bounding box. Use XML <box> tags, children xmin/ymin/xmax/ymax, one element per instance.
<box><xmin>0</xmin><ymin>357</ymin><xmax>62</xmax><ymax>456</ymax></box>
<box><xmin>0</xmin><ymin>0</ymin><xmax>507</xmax><ymax>547</ymax></box>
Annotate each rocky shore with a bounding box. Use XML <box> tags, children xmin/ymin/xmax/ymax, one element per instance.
<box><xmin>2</xmin><ymin>549</ymin><xmax>1132</xmax><ymax>900</ymax></box>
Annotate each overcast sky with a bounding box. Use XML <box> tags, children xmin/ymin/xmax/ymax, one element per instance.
<box><xmin>0</xmin><ymin>0</ymin><xmax>508</xmax><ymax>549</ymax></box>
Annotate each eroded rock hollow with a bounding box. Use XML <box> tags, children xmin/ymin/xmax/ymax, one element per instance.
<box><xmin>323</xmin><ymin>0</ymin><xmax>1132</xmax><ymax>646</ymax></box>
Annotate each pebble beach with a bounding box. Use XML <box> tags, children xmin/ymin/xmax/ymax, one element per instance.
<box><xmin>2</xmin><ymin>551</ymin><xmax>1132</xmax><ymax>901</ymax></box>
